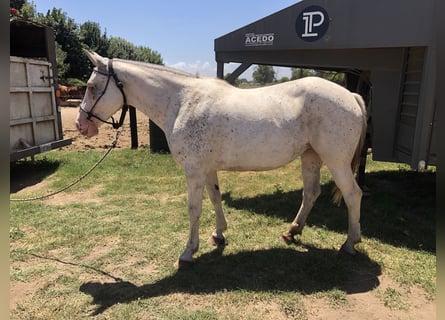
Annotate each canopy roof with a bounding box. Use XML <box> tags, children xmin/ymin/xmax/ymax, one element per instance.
<box><xmin>214</xmin><ymin>0</ymin><xmax>439</xmax><ymax>170</ymax></box>
<box><xmin>215</xmin><ymin>0</ymin><xmax>434</xmax><ymax>57</ymax></box>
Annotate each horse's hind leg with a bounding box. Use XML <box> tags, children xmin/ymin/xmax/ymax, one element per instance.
<box><xmin>328</xmin><ymin>165</ymin><xmax>362</xmax><ymax>255</ymax></box>
<box><xmin>282</xmin><ymin>149</ymin><xmax>322</xmax><ymax>244</ymax></box>
<box><xmin>205</xmin><ymin>171</ymin><xmax>227</xmax><ymax>246</ymax></box>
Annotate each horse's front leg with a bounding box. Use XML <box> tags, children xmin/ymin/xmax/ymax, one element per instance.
<box><xmin>205</xmin><ymin>171</ymin><xmax>227</xmax><ymax>246</ymax></box>
<box><xmin>178</xmin><ymin>169</ymin><xmax>205</xmax><ymax>266</ymax></box>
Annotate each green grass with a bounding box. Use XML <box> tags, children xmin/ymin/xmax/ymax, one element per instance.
<box><xmin>10</xmin><ymin>149</ymin><xmax>436</xmax><ymax>319</ymax></box>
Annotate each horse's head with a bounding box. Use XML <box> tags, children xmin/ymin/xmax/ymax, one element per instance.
<box><xmin>76</xmin><ymin>50</ymin><xmax>125</xmax><ymax>137</ymax></box>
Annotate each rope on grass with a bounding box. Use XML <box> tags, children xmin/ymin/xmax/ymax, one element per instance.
<box><xmin>10</xmin><ymin>130</ymin><xmax>121</xmax><ymax>202</ymax></box>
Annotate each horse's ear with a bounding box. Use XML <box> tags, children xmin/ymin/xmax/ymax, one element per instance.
<box><xmin>83</xmin><ymin>49</ymin><xmax>107</xmax><ymax>71</ymax></box>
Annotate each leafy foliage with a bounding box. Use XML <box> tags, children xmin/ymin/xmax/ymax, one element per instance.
<box><xmin>10</xmin><ymin>0</ymin><xmax>26</xmax><ymax>9</ymax></box>
<box><xmin>79</xmin><ymin>21</ymin><xmax>109</xmax><ymax>56</ymax></box>
<box><xmin>229</xmin><ymin>66</ymin><xmax>347</xmax><ymax>88</ymax></box>
<box><xmin>107</xmin><ymin>37</ymin><xmax>163</xmax><ymax>64</ymax></box>
<box><xmin>55</xmin><ymin>43</ymin><xmax>68</xmax><ymax>80</ymax></box>
<box><xmin>10</xmin><ymin>0</ymin><xmax>164</xmax><ymax>84</ymax></box>
<box><xmin>35</xmin><ymin>8</ymin><xmax>90</xmax><ymax>81</ymax></box>
<box><xmin>291</xmin><ymin>68</ymin><xmax>346</xmax><ymax>86</ymax></box>
<box><xmin>252</xmin><ymin>65</ymin><xmax>276</xmax><ymax>84</ymax></box>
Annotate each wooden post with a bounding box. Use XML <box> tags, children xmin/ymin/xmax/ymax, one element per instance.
<box><xmin>129</xmin><ymin>106</ymin><xmax>138</xmax><ymax>149</ymax></box>
<box><xmin>149</xmin><ymin>120</ymin><xmax>170</xmax><ymax>153</ymax></box>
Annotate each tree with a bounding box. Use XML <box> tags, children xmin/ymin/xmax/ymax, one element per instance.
<box><xmin>13</xmin><ymin>1</ymin><xmax>164</xmax><ymax>82</ymax></box>
<box><xmin>19</xmin><ymin>2</ymin><xmax>35</xmax><ymax>19</ymax></box>
<box><xmin>107</xmin><ymin>37</ymin><xmax>163</xmax><ymax>64</ymax></box>
<box><xmin>318</xmin><ymin>70</ymin><xmax>346</xmax><ymax>86</ymax></box>
<box><xmin>252</xmin><ymin>65</ymin><xmax>275</xmax><ymax>84</ymax></box>
<box><xmin>37</xmin><ymin>8</ymin><xmax>90</xmax><ymax>81</ymax></box>
<box><xmin>10</xmin><ymin>0</ymin><xmax>36</xmax><ymax>19</ymax></box>
<box><xmin>290</xmin><ymin>68</ymin><xmax>345</xmax><ymax>86</ymax></box>
<box><xmin>55</xmin><ymin>43</ymin><xmax>68</xmax><ymax>80</ymax></box>
<box><xmin>79</xmin><ymin>21</ymin><xmax>109</xmax><ymax>56</ymax></box>
<box><xmin>10</xmin><ymin>0</ymin><xmax>26</xmax><ymax>10</ymax></box>
<box><xmin>278</xmin><ymin>76</ymin><xmax>290</xmax><ymax>83</ymax></box>
<box><xmin>107</xmin><ymin>37</ymin><xmax>135</xmax><ymax>59</ymax></box>
<box><xmin>290</xmin><ymin>68</ymin><xmax>316</xmax><ymax>80</ymax></box>
<box><xmin>134</xmin><ymin>46</ymin><xmax>163</xmax><ymax>65</ymax></box>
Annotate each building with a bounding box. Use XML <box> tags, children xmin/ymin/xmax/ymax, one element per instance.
<box><xmin>215</xmin><ymin>0</ymin><xmax>439</xmax><ymax>170</ymax></box>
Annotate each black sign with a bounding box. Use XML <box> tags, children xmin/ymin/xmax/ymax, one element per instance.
<box><xmin>295</xmin><ymin>5</ymin><xmax>330</xmax><ymax>42</ymax></box>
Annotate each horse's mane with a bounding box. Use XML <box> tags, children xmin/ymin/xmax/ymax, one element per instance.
<box><xmin>115</xmin><ymin>59</ymin><xmax>197</xmax><ymax>78</ymax></box>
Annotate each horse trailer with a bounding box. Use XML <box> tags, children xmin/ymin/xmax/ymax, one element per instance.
<box><xmin>10</xmin><ymin>19</ymin><xmax>72</xmax><ymax>162</ymax></box>
<box><xmin>215</xmin><ymin>0</ymin><xmax>440</xmax><ymax>171</ymax></box>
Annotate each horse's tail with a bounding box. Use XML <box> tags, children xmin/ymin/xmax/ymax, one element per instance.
<box><xmin>332</xmin><ymin>93</ymin><xmax>368</xmax><ymax>206</ymax></box>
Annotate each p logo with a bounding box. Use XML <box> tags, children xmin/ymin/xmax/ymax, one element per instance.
<box><xmin>296</xmin><ymin>5</ymin><xmax>330</xmax><ymax>42</ymax></box>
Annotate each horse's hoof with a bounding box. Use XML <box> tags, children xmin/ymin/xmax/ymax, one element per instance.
<box><xmin>208</xmin><ymin>235</ymin><xmax>227</xmax><ymax>247</ymax></box>
<box><xmin>174</xmin><ymin>259</ymin><xmax>195</xmax><ymax>270</ymax></box>
<box><xmin>280</xmin><ymin>232</ymin><xmax>298</xmax><ymax>245</ymax></box>
<box><xmin>339</xmin><ymin>242</ymin><xmax>357</xmax><ymax>256</ymax></box>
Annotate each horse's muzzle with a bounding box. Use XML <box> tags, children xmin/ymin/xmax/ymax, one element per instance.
<box><xmin>76</xmin><ymin>113</ymin><xmax>99</xmax><ymax>138</ymax></box>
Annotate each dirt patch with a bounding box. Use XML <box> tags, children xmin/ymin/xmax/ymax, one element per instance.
<box><xmin>43</xmin><ymin>184</ymin><xmax>104</xmax><ymax>206</ymax></box>
<box><xmin>9</xmin><ymin>279</ymin><xmax>46</xmax><ymax>310</ymax></box>
<box><xmin>303</xmin><ymin>275</ymin><xmax>435</xmax><ymax>320</ymax></box>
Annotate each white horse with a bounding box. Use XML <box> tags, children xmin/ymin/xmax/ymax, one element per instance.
<box><xmin>76</xmin><ymin>51</ymin><xmax>367</xmax><ymax>266</ymax></box>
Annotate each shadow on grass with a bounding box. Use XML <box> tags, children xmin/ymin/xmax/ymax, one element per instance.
<box><xmin>10</xmin><ymin>158</ymin><xmax>60</xmax><ymax>193</ymax></box>
<box><xmin>79</xmin><ymin>245</ymin><xmax>381</xmax><ymax>315</ymax></box>
<box><xmin>222</xmin><ymin>170</ymin><xmax>436</xmax><ymax>253</ymax></box>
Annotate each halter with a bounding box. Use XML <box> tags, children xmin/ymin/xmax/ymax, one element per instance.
<box><xmin>80</xmin><ymin>58</ymin><xmax>129</xmax><ymax>129</ymax></box>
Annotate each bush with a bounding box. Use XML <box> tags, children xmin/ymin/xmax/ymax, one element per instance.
<box><xmin>63</xmin><ymin>78</ymin><xmax>86</xmax><ymax>87</ymax></box>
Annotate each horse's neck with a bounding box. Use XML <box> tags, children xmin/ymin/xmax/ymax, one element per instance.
<box><xmin>116</xmin><ymin>61</ymin><xmax>194</xmax><ymax>134</ymax></box>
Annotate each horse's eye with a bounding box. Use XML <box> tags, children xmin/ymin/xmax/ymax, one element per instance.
<box><xmin>88</xmin><ymin>85</ymin><xmax>97</xmax><ymax>97</ymax></box>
